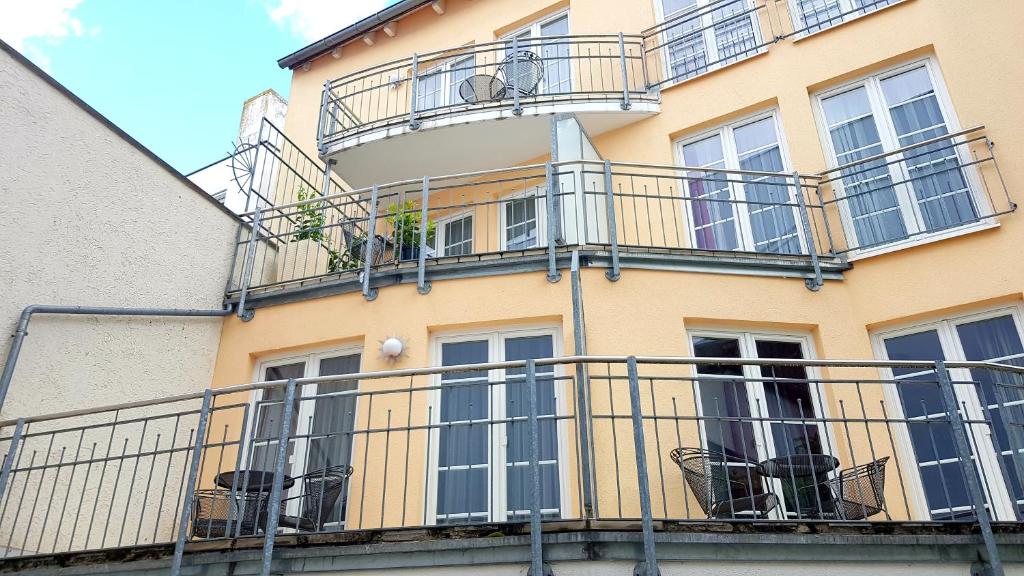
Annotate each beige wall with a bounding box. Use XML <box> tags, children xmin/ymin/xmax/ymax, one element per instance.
<box><xmin>0</xmin><ymin>44</ymin><xmax>238</xmax><ymax>423</ymax></box>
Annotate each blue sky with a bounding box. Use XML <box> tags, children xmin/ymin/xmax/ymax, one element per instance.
<box><xmin>0</xmin><ymin>0</ymin><xmax>396</xmax><ymax>173</ymax></box>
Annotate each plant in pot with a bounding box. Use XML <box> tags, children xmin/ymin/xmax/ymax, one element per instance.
<box><xmin>386</xmin><ymin>200</ymin><xmax>435</xmax><ymax>261</ymax></box>
<box><xmin>279</xmin><ymin>185</ymin><xmax>333</xmax><ymax>279</ymax></box>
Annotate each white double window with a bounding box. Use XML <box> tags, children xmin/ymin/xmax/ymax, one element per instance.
<box><xmin>656</xmin><ymin>0</ymin><xmax>762</xmax><ymax>84</ymax></box>
<box><xmin>248</xmin><ymin>347</ymin><xmax>362</xmax><ymax>527</ymax></box>
<box><xmin>416</xmin><ymin>54</ymin><xmax>476</xmax><ymax>111</ymax></box>
<box><xmin>790</xmin><ymin>0</ymin><xmax>898</xmax><ymax>35</ymax></box>
<box><xmin>875</xmin><ymin>307</ymin><xmax>1024</xmax><ymax>521</ymax></box>
<box><xmin>504</xmin><ymin>12</ymin><xmax>572</xmax><ymax>96</ymax></box>
<box><xmin>677</xmin><ymin>112</ymin><xmax>802</xmax><ymax>254</ymax></box>
<box><xmin>428</xmin><ymin>329</ymin><xmax>564</xmax><ymax>523</ymax></box>
<box><xmin>431</xmin><ymin>213</ymin><xmax>474</xmax><ymax>256</ymax></box>
<box><xmin>501</xmin><ymin>188</ymin><xmax>547</xmax><ymax>251</ymax></box>
<box><xmin>815</xmin><ymin>59</ymin><xmax>981</xmax><ymax>253</ymax></box>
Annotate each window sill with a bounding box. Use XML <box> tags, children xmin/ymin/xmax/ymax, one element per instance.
<box><xmin>847</xmin><ymin>220</ymin><xmax>1000</xmax><ymax>262</ymax></box>
<box><xmin>791</xmin><ymin>0</ymin><xmax>913</xmax><ymax>44</ymax></box>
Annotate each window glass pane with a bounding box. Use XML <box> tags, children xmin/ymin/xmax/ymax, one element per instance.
<box><xmin>693</xmin><ymin>337</ymin><xmax>758</xmax><ymax>462</ymax></box>
<box><xmin>755</xmin><ymin>341</ymin><xmax>823</xmax><ymax>456</ymax></box>
<box><xmin>417</xmin><ymin>67</ymin><xmax>444</xmax><ymax>110</ymax></box>
<box><xmin>711</xmin><ymin>0</ymin><xmax>758</xmax><ymax>66</ymax></box>
<box><xmin>443</xmin><ymin>215</ymin><xmax>473</xmax><ymax>256</ymax></box>
<box><xmin>438</xmin><ymin>340</ymin><xmax>490</xmax><ymax>522</ymax></box>
<box><xmin>307</xmin><ymin>354</ymin><xmax>360</xmax><ymax>524</ymax></box>
<box><xmin>735</xmin><ymin>118</ymin><xmax>801</xmax><ymax>254</ymax></box>
<box><xmin>823</xmin><ymin>86</ymin><xmax>907</xmax><ymax>247</ymax></box>
<box><xmin>539</xmin><ymin>16</ymin><xmax>571</xmax><ymax>94</ymax></box>
<box><xmin>449</xmin><ymin>57</ymin><xmax>475</xmax><ymax>104</ymax></box>
<box><xmin>683</xmin><ymin>134</ymin><xmax>738</xmax><ymax>251</ymax></box>
<box><xmin>794</xmin><ymin>0</ymin><xmax>843</xmax><ymax>34</ymax></box>
<box><xmin>881</xmin><ymin>67</ymin><xmax>976</xmax><ymax>232</ymax></box>
<box><xmin>252</xmin><ymin>362</ymin><xmax>305</xmax><ymax>468</ymax></box>
<box><xmin>505</xmin><ymin>196</ymin><xmax>539</xmax><ymax>250</ymax></box>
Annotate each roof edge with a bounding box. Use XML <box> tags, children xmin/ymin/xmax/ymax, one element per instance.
<box><xmin>0</xmin><ymin>39</ymin><xmax>243</xmax><ymax>224</ymax></box>
<box><xmin>277</xmin><ymin>0</ymin><xmax>431</xmax><ymax>69</ymax></box>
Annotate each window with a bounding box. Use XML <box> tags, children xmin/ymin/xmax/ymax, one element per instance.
<box><xmin>501</xmin><ymin>188</ymin><xmax>546</xmax><ymax>250</ymax></box>
<box><xmin>249</xmin><ymin>348</ymin><xmax>362</xmax><ymax>526</ymax></box>
<box><xmin>431</xmin><ymin>329</ymin><xmax>563</xmax><ymax>523</ymax></box>
<box><xmin>790</xmin><ymin>0</ymin><xmax>898</xmax><ymax>35</ymax></box>
<box><xmin>678</xmin><ymin>112</ymin><xmax>802</xmax><ymax>254</ymax></box>
<box><xmin>690</xmin><ymin>331</ymin><xmax>831</xmax><ymax>516</ymax></box>
<box><xmin>504</xmin><ymin>12</ymin><xmax>571</xmax><ymax>95</ymax></box>
<box><xmin>417</xmin><ymin>55</ymin><xmax>477</xmax><ymax>111</ymax></box>
<box><xmin>656</xmin><ymin>0</ymin><xmax>762</xmax><ymax>84</ymax></box>
<box><xmin>816</xmin><ymin>60</ymin><xmax>980</xmax><ymax>253</ymax></box>
<box><xmin>432</xmin><ymin>213</ymin><xmax>474</xmax><ymax>256</ymax></box>
<box><xmin>876</xmin><ymin>308</ymin><xmax>1024</xmax><ymax>520</ymax></box>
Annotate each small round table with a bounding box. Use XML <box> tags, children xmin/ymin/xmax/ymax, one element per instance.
<box><xmin>215</xmin><ymin>470</ymin><xmax>295</xmax><ymax>492</ymax></box>
<box><xmin>757</xmin><ymin>454</ymin><xmax>839</xmax><ymax>479</ymax></box>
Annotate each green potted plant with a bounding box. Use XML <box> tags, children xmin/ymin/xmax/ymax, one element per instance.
<box><xmin>278</xmin><ymin>185</ymin><xmax>333</xmax><ymax>279</ymax></box>
<box><xmin>386</xmin><ymin>200</ymin><xmax>435</xmax><ymax>261</ymax></box>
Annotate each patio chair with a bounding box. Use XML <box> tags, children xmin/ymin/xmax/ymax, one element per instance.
<box><xmin>276</xmin><ymin>465</ymin><xmax>354</xmax><ymax>532</ymax></box>
<box><xmin>800</xmin><ymin>457</ymin><xmax>889</xmax><ymax>520</ymax></box>
<box><xmin>496</xmin><ymin>50</ymin><xmax>544</xmax><ymax>98</ymax></box>
<box><xmin>191</xmin><ymin>489</ymin><xmax>263</xmax><ymax>538</ymax></box>
<box><xmin>458</xmin><ymin>74</ymin><xmax>505</xmax><ymax>103</ymax></box>
<box><xmin>670</xmin><ymin>447</ymin><xmax>779</xmax><ymax>519</ymax></box>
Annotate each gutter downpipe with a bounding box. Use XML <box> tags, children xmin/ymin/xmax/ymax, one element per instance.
<box><xmin>0</xmin><ymin>304</ymin><xmax>234</xmax><ymax>415</ymax></box>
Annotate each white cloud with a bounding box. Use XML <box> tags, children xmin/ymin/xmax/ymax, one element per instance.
<box><xmin>267</xmin><ymin>0</ymin><xmax>388</xmax><ymax>42</ymax></box>
<box><xmin>0</xmin><ymin>0</ymin><xmax>95</xmax><ymax>69</ymax></box>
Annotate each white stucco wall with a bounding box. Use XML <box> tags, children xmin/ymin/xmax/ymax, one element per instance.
<box><xmin>0</xmin><ymin>43</ymin><xmax>238</xmax><ymax>424</ymax></box>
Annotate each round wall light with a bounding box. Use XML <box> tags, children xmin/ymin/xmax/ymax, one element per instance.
<box><xmin>381</xmin><ymin>336</ymin><xmax>405</xmax><ymax>360</ymax></box>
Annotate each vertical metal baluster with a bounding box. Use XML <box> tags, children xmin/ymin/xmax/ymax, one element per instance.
<box><xmin>237</xmin><ymin>207</ymin><xmax>264</xmax><ymax>322</ymax></box>
<box><xmin>570</xmin><ymin>253</ymin><xmax>594</xmax><ymax>517</ymax></box>
<box><xmin>526</xmin><ymin>360</ymin><xmax>544</xmax><ymax>576</ymax></box>
<box><xmin>418</xmin><ymin>176</ymin><xmax>432</xmax><ymax>294</ymax></box>
<box><xmin>545</xmin><ymin>162</ymin><xmax>562</xmax><ymax>283</ymax></box>
<box><xmin>604</xmin><ymin>160</ymin><xmax>621</xmax><ymax>281</ymax></box>
<box><xmin>512</xmin><ymin>36</ymin><xmax>522</xmax><ymax>116</ymax></box>
<box><xmin>626</xmin><ymin>357</ymin><xmax>658</xmax><ymax>576</ymax></box>
<box><xmin>363</xmin><ymin>185</ymin><xmax>380</xmax><ymax>301</ymax></box>
<box><xmin>793</xmin><ymin>172</ymin><xmax>823</xmax><ymax>291</ymax></box>
<box><xmin>936</xmin><ymin>361</ymin><xmax>1004</xmax><ymax>576</ymax></box>
<box><xmin>380</xmin><ymin>410</ymin><xmax>392</xmax><ymax>528</ymax></box>
<box><xmin>53</xmin><ymin>429</ymin><xmax>85</xmax><ymax>552</ymax></box>
<box><xmin>260</xmin><ymin>379</ymin><xmax>297</xmax><ymax>576</ymax></box>
<box><xmin>618</xmin><ymin>33</ymin><xmax>632</xmax><ymax>110</ymax></box>
<box><xmin>409</xmin><ymin>53</ymin><xmax>421</xmax><ymax>130</ymax></box>
<box><xmin>0</xmin><ymin>418</ymin><xmax>25</xmax><ymax>514</ymax></box>
<box><xmin>171</xmin><ymin>391</ymin><xmax>213</xmax><ymax>576</ymax></box>
<box><xmin>134</xmin><ymin>433</ymin><xmax>161</xmax><ymax>545</ymax></box>
<box><xmin>317</xmin><ymin>80</ymin><xmax>330</xmax><ymax>155</ymax></box>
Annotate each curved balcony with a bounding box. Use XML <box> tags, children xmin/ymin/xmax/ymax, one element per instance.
<box><xmin>317</xmin><ymin>35</ymin><xmax>660</xmax><ymax>187</ymax></box>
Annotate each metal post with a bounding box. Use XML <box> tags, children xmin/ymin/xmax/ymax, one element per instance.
<box><xmin>936</xmin><ymin>361</ymin><xmax>1004</xmax><ymax>576</ymax></box>
<box><xmin>260</xmin><ymin>378</ymin><xmax>297</xmax><ymax>576</ymax></box>
<box><xmin>570</xmin><ymin>252</ymin><xmax>594</xmax><ymax>515</ymax></box>
<box><xmin>545</xmin><ymin>162</ymin><xmax>562</xmax><ymax>283</ymax></box>
<box><xmin>237</xmin><ymin>207</ymin><xmax>264</xmax><ymax>322</ymax></box>
<box><xmin>792</xmin><ymin>172</ymin><xmax>823</xmax><ymax>292</ymax></box>
<box><xmin>317</xmin><ymin>80</ymin><xmax>331</xmax><ymax>155</ymax></box>
<box><xmin>362</xmin><ymin>185</ymin><xmax>380</xmax><ymax>301</ymax></box>
<box><xmin>0</xmin><ymin>418</ymin><xmax>25</xmax><ymax>502</ymax></box>
<box><xmin>170</xmin><ymin>390</ymin><xmax>213</xmax><ymax>576</ymax></box>
<box><xmin>526</xmin><ymin>360</ymin><xmax>547</xmax><ymax>576</ymax></box>
<box><xmin>618</xmin><ymin>33</ymin><xmax>632</xmax><ymax>110</ymax></box>
<box><xmin>511</xmin><ymin>36</ymin><xmax>522</xmax><ymax>116</ymax></box>
<box><xmin>409</xmin><ymin>53</ymin><xmax>421</xmax><ymax>130</ymax></box>
<box><xmin>321</xmin><ymin>159</ymin><xmax>336</xmax><ymax>196</ymax></box>
<box><xmin>626</xmin><ymin>357</ymin><xmax>658</xmax><ymax>576</ymax></box>
<box><xmin>418</xmin><ymin>176</ymin><xmax>432</xmax><ymax>294</ymax></box>
<box><xmin>603</xmin><ymin>160</ymin><xmax>621</xmax><ymax>281</ymax></box>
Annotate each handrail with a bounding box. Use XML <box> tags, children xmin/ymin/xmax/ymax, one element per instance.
<box><xmin>4</xmin><ymin>355</ymin><xmax>1023</xmax><ymax>428</ymax></box>
<box><xmin>818</xmin><ymin>125</ymin><xmax>986</xmax><ymax>177</ymax></box>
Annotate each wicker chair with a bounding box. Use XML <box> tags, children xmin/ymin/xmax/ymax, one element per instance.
<box><xmin>805</xmin><ymin>457</ymin><xmax>889</xmax><ymax>520</ymax></box>
<box><xmin>191</xmin><ymin>489</ymin><xmax>264</xmax><ymax>538</ymax></box>
<box><xmin>496</xmin><ymin>50</ymin><xmax>544</xmax><ymax>98</ymax></box>
<box><xmin>670</xmin><ymin>447</ymin><xmax>779</xmax><ymax>519</ymax></box>
<box><xmin>276</xmin><ymin>465</ymin><xmax>354</xmax><ymax>532</ymax></box>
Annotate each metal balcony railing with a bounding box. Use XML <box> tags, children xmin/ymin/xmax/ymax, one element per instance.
<box><xmin>318</xmin><ymin>34</ymin><xmax>654</xmax><ymax>150</ymax></box>
<box><xmin>1</xmin><ymin>356</ymin><xmax>1021</xmax><ymax>576</ymax></box>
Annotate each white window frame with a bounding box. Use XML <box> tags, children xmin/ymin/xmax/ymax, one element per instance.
<box><xmin>501</xmin><ymin>10</ymin><xmax>572</xmax><ymax>96</ymax></box>
<box><xmin>417</xmin><ymin>53</ymin><xmax>477</xmax><ymax>111</ymax></box>
<box><xmin>652</xmin><ymin>0</ymin><xmax>765</xmax><ymax>88</ymax></box>
<box><xmin>245</xmin><ymin>344</ymin><xmax>363</xmax><ymax>527</ymax></box>
<box><xmin>872</xmin><ymin>305</ymin><xmax>1024</xmax><ymax>521</ymax></box>
<box><xmin>499</xmin><ymin>187</ymin><xmax>548</xmax><ymax>251</ymax></box>
<box><xmin>812</xmin><ymin>57</ymin><xmax>990</xmax><ymax>259</ymax></box>
<box><xmin>788</xmin><ymin>0</ymin><xmax>907</xmax><ymax>39</ymax></box>
<box><xmin>425</xmin><ymin>326</ymin><xmax>568</xmax><ymax>524</ymax></box>
<box><xmin>432</xmin><ymin>210</ymin><xmax>475</xmax><ymax>257</ymax></box>
<box><xmin>675</xmin><ymin>110</ymin><xmax>805</xmax><ymax>254</ymax></box>
<box><xmin>686</xmin><ymin>328</ymin><xmax>837</xmax><ymax>518</ymax></box>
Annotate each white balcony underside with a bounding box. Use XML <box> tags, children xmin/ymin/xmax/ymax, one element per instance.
<box><xmin>323</xmin><ymin>101</ymin><xmax>659</xmax><ymax>188</ymax></box>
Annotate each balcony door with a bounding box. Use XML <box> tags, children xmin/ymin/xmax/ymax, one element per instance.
<box><xmin>656</xmin><ymin>0</ymin><xmax>762</xmax><ymax>84</ymax></box>
<box><xmin>677</xmin><ymin>112</ymin><xmax>803</xmax><ymax>255</ymax></box>
<box><xmin>504</xmin><ymin>12</ymin><xmax>571</xmax><ymax>96</ymax></box>
<box><xmin>690</xmin><ymin>331</ymin><xmax>834</xmax><ymax>517</ymax></box>
<box><xmin>876</xmin><ymin>308</ymin><xmax>1024</xmax><ymax>521</ymax></box>
<box><xmin>429</xmin><ymin>329</ymin><xmax>564</xmax><ymax>524</ymax></box>
<box><xmin>249</xmin><ymin>348</ymin><xmax>362</xmax><ymax>527</ymax></box>
<box><xmin>790</xmin><ymin>0</ymin><xmax>896</xmax><ymax>35</ymax></box>
<box><xmin>815</xmin><ymin>59</ymin><xmax>981</xmax><ymax>253</ymax></box>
